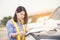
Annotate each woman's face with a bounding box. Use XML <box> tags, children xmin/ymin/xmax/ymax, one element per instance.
<box><xmin>16</xmin><ymin>11</ymin><xmax>25</xmax><ymax>21</ymax></box>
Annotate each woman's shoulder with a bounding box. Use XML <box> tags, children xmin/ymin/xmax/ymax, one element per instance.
<box><xmin>6</xmin><ymin>19</ymin><xmax>13</xmax><ymax>25</ymax></box>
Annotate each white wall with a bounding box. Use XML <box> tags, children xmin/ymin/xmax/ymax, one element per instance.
<box><xmin>0</xmin><ymin>0</ymin><xmax>60</xmax><ymax>19</ymax></box>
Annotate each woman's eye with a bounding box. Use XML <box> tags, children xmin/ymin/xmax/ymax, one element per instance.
<box><xmin>21</xmin><ymin>13</ymin><xmax>23</xmax><ymax>15</ymax></box>
<box><xmin>21</xmin><ymin>13</ymin><xmax>25</xmax><ymax>16</ymax></box>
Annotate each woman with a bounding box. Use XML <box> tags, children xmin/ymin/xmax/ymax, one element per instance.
<box><xmin>6</xmin><ymin>6</ymin><xmax>28</xmax><ymax>40</ymax></box>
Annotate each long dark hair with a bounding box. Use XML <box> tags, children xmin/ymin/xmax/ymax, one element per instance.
<box><xmin>13</xmin><ymin>6</ymin><xmax>28</xmax><ymax>24</ymax></box>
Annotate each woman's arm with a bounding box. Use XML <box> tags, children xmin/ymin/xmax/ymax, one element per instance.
<box><xmin>6</xmin><ymin>21</ymin><xmax>18</xmax><ymax>38</ymax></box>
<box><xmin>11</xmin><ymin>31</ymin><xmax>25</xmax><ymax>38</ymax></box>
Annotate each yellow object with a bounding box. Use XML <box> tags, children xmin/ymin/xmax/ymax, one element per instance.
<box><xmin>11</xmin><ymin>19</ymin><xmax>26</xmax><ymax>40</ymax></box>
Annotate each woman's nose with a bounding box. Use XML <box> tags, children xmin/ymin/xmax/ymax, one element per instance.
<box><xmin>22</xmin><ymin>15</ymin><xmax>24</xmax><ymax>18</ymax></box>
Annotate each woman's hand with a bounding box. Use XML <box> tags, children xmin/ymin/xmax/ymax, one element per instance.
<box><xmin>11</xmin><ymin>32</ymin><xmax>19</xmax><ymax>38</ymax></box>
<box><xmin>19</xmin><ymin>31</ymin><xmax>25</xmax><ymax>37</ymax></box>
